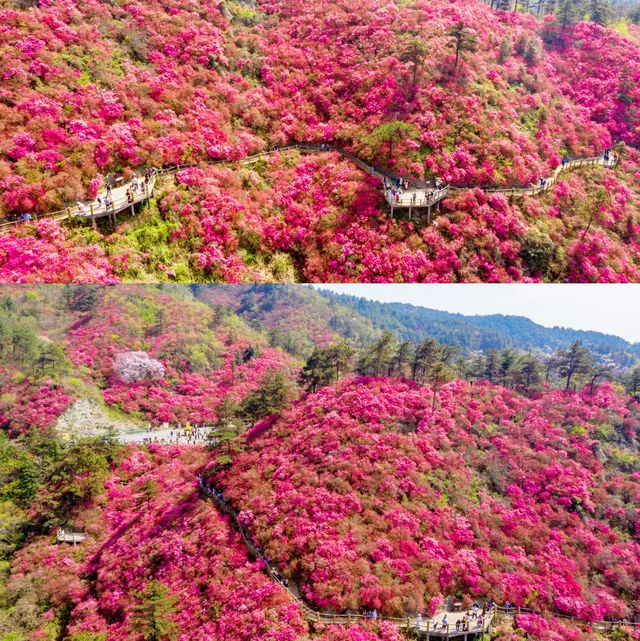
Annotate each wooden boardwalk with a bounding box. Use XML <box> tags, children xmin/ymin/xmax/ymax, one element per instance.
<box><xmin>56</xmin><ymin>528</ymin><xmax>88</xmax><ymax>545</ymax></box>
<box><xmin>197</xmin><ymin>475</ymin><xmax>639</xmax><ymax>637</ymax></box>
<box><xmin>0</xmin><ymin>173</ymin><xmax>157</xmax><ymax>232</ymax></box>
<box><xmin>0</xmin><ymin>144</ymin><xmax>620</xmax><ymax>233</ymax></box>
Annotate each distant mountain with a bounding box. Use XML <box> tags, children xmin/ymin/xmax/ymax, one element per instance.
<box><xmin>317</xmin><ymin>290</ymin><xmax>640</xmax><ymax>365</ymax></box>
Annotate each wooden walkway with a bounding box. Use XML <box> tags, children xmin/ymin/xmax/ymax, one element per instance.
<box><xmin>197</xmin><ymin>475</ymin><xmax>639</xmax><ymax>636</ymax></box>
<box><xmin>56</xmin><ymin>528</ymin><xmax>88</xmax><ymax>544</ymax></box>
<box><xmin>0</xmin><ymin>144</ymin><xmax>620</xmax><ymax>233</ymax></box>
<box><xmin>0</xmin><ymin>173</ymin><xmax>157</xmax><ymax>232</ymax></box>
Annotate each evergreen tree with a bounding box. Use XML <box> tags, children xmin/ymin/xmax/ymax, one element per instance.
<box><xmin>482</xmin><ymin>349</ymin><xmax>501</xmax><ymax>383</ymax></box>
<box><xmin>357</xmin><ymin>331</ymin><xmax>398</xmax><ymax>377</ymax></box>
<box><xmin>363</xmin><ymin>121</ymin><xmax>420</xmax><ymax>160</ymax></box>
<box><xmin>130</xmin><ymin>581</ymin><xmax>178</xmax><ymax>641</ymax></box>
<box><xmin>589</xmin><ymin>0</ymin><xmax>610</xmax><ymax>25</ymax></box>
<box><xmin>448</xmin><ymin>21</ymin><xmax>478</xmax><ymax>73</ymax></box>
<box><xmin>299</xmin><ymin>347</ymin><xmax>335</xmax><ymax>393</ymax></box>
<box><xmin>557</xmin><ymin>0</ymin><xmax>583</xmax><ymax>30</ymax></box>
<box><xmin>240</xmin><ymin>369</ymin><xmax>294</xmax><ymax>425</ymax></box>
<box><xmin>62</xmin><ymin>285</ymin><xmax>100</xmax><ymax>313</ymax></box>
<box><xmin>514</xmin><ymin>354</ymin><xmax>543</xmax><ymax>392</ymax></box>
<box><xmin>625</xmin><ymin>365</ymin><xmax>640</xmax><ymax>399</ymax></box>
<box><xmin>390</xmin><ymin>341</ymin><xmax>414</xmax><ymax>378</ymax></box>
<box><xmin>554</xmin><ymin>341</ymin><xmax>594</xmax><ymax>390</ymax></box>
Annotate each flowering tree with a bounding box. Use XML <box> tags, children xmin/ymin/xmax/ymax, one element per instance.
<box><xmin>113</xmin><ymin>352</ymin><xmax>165</xmax><ymax>384</ymax></box>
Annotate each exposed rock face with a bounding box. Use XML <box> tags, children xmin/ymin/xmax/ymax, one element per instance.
<box><xmin>56</xmin><ymin>399</ymin><xmax>139</xmax><ymax>437</ymax></box>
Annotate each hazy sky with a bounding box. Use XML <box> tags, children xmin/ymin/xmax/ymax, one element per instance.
<box><xmin>314</xmin><ymin>285</ymin><xmax>640</xmax><ymax>343</ymax></box>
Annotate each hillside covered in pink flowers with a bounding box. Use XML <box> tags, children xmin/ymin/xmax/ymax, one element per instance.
<box><xmin>1</xmin><ymin>284</ymin><xmax>640</xmax><ymax>640</ymax></box>
<box><xmin>217</xmin><ymin>377</ymin><xmax>640</xmax><ymax>634</ymax></box>
<box><xmin>1</xmin><ymin>0</ymin><xmax>640</xmax><ymax>282</ymax></box>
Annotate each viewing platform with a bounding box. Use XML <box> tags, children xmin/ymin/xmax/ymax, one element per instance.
<box><xmin>56</xmin><ymin>528</ymin><xmax>88</xmax><ymax>545</ymax></box>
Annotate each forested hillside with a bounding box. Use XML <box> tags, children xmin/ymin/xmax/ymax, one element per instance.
<box><xmin>318</xmin><ymin>289</ymin><xmax>640</xmax><ymax>362</ymax></box>
<box><xmin>1</xmin><ymin>0</ymin><xmax>639</xmax><ymax>282</ymax></box>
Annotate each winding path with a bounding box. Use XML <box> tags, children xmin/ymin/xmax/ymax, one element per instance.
<box><xmin>196</xmin><ymin>475</ymin><xmax>638</xmax><ymax>637</ymax></box>
<box><xmin>0</xmin><ymin>143</ymin><xmax>620</xmax><ymax>233</ymax></box>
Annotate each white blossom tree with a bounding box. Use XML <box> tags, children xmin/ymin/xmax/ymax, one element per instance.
<box><xmin>113</xmin><ymin>351</ymin><xmax>165</xmax><ymax>383</ymax></box>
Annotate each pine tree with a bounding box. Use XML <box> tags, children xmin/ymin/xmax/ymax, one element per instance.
<box><xmin>625</xmin><ymin>365</ymin><xmax>640</xmax><ymax>399</ymax></box>
<box><xmin>554</xmin><ymin>341</ymin><xmax>594</xmax><ymax>390</ymax></box>
<box><xmin>448</xmin><ymin>21</ymin><xmax>478</xmax><ymax>73</ymax></box>
<box><xmin>589</xmin><ymin>0</ymin><xmax>610</xmax><ymax>25</ymax></box>
<box><xmin>357</xmin><ymin>331</ymin><xmax>398</xmax><ymax>377</ymax></box>
<box><xmin>240</xmin><ymin>369</ymin><xmax>294</xmax><ymax>425</ymax></box>
<box><xmin>130</xmin><ymin>581</ymin><xmax>178</xmax><ymax>641</ymax></box>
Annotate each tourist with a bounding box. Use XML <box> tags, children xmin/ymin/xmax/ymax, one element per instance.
<box><xmin>77</xmin><ymin>202</ymin><xmax>88</xmax><ymax>216</ymax></box>
<box><xmin>126</xmin><ymin>189</ymin><xmax>133</xmax><ymax>204</ymax></box>
<box><xmin>416</xmin><ymin>613</ymin><xmax>422</xmax><ymax>627</ymax></box>
<box><xmin>456</xmin><ymin>620</ymin><xmax>461</xmax><ymax>631</ymax></box>
<box><xmin>441</xmin><ymin>615</ymin><xmax>448</xmax><ymax>629</ymax></box>
<box><xmin>561</xmin><ymin>157</ymin><xmax>567</xmax><ymax>168</ymax></box>
<box><xmin>20</xmin><ymin>212</ymin><xmax>31</xmax><ymax>222</ymax></box>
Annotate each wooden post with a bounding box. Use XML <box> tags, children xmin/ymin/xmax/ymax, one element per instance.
<box><xmin>408</xmin><ymin>206</ymin><xmax>412</xmax><ymax>220</ymax></box>
<box><xmin>427</xmin><ymin>205</ymin><xmax>432</xmax><ymax>225</ymax></box>
<box><xmin>90</xmin><ymin>204</ymin><xmax>96</xmax><ymax>229</ymax></box>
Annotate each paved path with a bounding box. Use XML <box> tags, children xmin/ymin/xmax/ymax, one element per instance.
<box><xmin>118</xmin><ymin>426</ymin><xmax>212</xmax><ymax>446</ymax></box>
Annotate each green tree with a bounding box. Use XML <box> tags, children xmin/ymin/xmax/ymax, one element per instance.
<box><xmin>357</xmin><ymin>331</ymin><xmax>398</xmax><ymax>377</ymax></box>
<box><xmin>362</xmin><ymin>121</ymin><xmax>420</xmax><ymax>160</ymax></box>
<box><xmin>399</xmin><ymin>36</ymin><xmax>428</xmax><ymax>98</ymax></box>
<box><xmin>448</xmin><ymin>21</ymin><xmax>478</xmax><ymax>73</ymax></box>
<box><xmin>298</xmin><ymin>346</ymin><xmax>335</xmax><ymax>393</ymax></box>
<box><xmin>554</xmin><ymin>341</ymin><xmax>594</xmax><ymax>390</ymax></box>
<box><xmin>62</xmin><ymin>285</ymin><xmax>100</xmax><ymax>313</ymax></box>
<box><xmin>411</xmin><ymin>338</ymin><xmax>456</xmax><ymax>385</ymax></box>
<box><xmin>130</xmin><ymin>581</ymin><xmax>178</xmax><ymax>641</ymax></box>
<box><xmin>588</xmin><ymin>0</ymin><xmax>610</xmax><ymax>25</ymax></box>
<box><xmin>625</xmin><ymin>364</ymin><xmax>640</xmax><ymax>399</ymax></box>
<box><xmin>390</xmin><ymin>341</ymin><xmax>414</xmax><ymax>378</ymax></box>
<box><xmin>240</xmin><ymin>369</ymin><xmax>294</xmax><ymax>425</ymax></box>
<box><xmin>514</xmin><ymin>354</ymin><xmax>543</xmax><ymax>392</ymax></box>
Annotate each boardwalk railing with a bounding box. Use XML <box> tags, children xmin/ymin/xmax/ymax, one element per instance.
<box><xmin>495</xmin><ymin>605</ymin><xmax>639</xmax><ymax>632</ymax></box>
<box><xmin>198</xmin><ymin>475</ymin><xmax>638</xmax><ymax>635</ymax></box>
<box><xmin>0</xmin><ymin>174</ymin><xmax>156</xmax><ymax>232</ymax></box>
<box><xmin>56</xmin><ymin>528</ymin><xmax>88</xmax><ymax>544</ymax></box>
<box><xmin>197</xmin><ymin>476</ymin><xmax>495</xmax><ymax>636</ymax></box>
<box><xmin>1</xmin><ymin>144</ymin><xmax>620</xmax><ymax>231</ymax></box>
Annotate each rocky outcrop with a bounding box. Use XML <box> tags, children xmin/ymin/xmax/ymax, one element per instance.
<box><xmin>56</xmin><ymin>398</ymin><xmax>139</xmax><ymax>437</ymax></box>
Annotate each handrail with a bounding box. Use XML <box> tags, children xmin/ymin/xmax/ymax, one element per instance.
<box><xmin>197</xmin><ymin>475</ymin><xmax>495</xmax><ymax>634</ymax></box>
<box><xmin>56</xmin><ymin>528</ymin><xmax>88</xmax><ymax>543</ymax></box>
<box><xmin>0</xmin><ymin>174</ymin><xmax>156</xmax><ymax>232</ymax></box>
<box><xmin>197</xmin><ymin>475</ymin><xmax>637</xmax><ymax>633</ymax></box>
<box><xmin>495</xmin><ymin>606</ymin><xmax>639</xmax><ymax>630</ymax></box>
<box><xmin>0</xmin><ymin>144</ymin><xmax>620</xmax><ymax>230</ymax></box>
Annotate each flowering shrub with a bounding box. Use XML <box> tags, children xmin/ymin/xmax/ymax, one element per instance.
<box><xmin>64</xmin><ymin>286</ymin><xmax>296</xmax><ymax>422</ymax></box>
<box><xmin>0</xmin><ymin>0</ymin><xmax>639</xmax><ymax>282</ymax></box>
<box><xmin>7</xmin><ymin>446</ymin><xmax>405</xmax><ymax>641</ymax></box>
<box><xmin>0</xmin><ymin>375</ymin><xmax>74</xmax><ymax>436</ymax></box>
<box><xmin>219</xmin><ymin>377</ymin><xmax>640</xmax><ymax>631</ymax></box>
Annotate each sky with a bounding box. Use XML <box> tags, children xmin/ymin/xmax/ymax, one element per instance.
<box><xmin>313</xmin><ymin>285</ymin><xmax>640</xmax><ymax>343</ymax></box>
